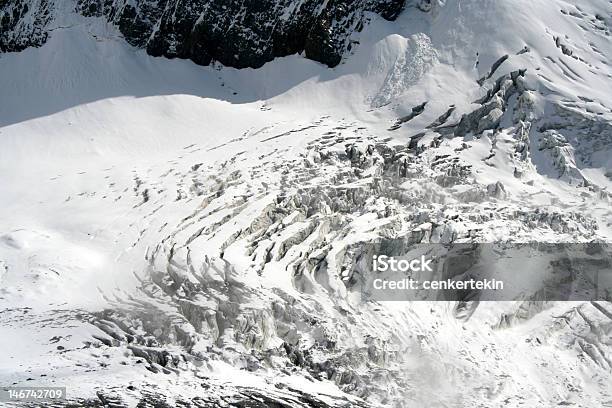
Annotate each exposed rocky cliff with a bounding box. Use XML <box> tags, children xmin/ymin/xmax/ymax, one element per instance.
<box><xmin>82</xmin><ymin>0</ymin><xmax>406</xmax><ymax>67</ymax></box>
<box><xmin>0</xmin><ymin>0</ymin><xmax>52</xmax><ymax>52</ymax></box>
<box><xmin>1</xmin><ymin>0</ymin><xmax>406</xmax><ymax>67</ymax></box>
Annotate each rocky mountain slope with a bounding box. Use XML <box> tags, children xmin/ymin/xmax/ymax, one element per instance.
<box><xmin>0</xmin><ymin>0</ymin><xmax>52</xmax><ymax>52</ymax></box>
<box><xmin>1</xmin><ymin>0</ymin><xmax>612</xmax><ymax>407</ymax></box>
<box><xmin>2</xmin><ymin>0</ymin><xmax>406</xmax><ymax>67</ymax></box>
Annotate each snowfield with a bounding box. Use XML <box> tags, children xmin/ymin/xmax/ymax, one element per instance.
<box><xmin>1</xmin><ymin>0</ymin><xmax>612</xmax><ymax>406</ymax></box>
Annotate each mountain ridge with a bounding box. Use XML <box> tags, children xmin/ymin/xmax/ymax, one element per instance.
<box><xmin>2</xmin><ymin>0</ymin><xmax>410</xmax><ymax>67</ymax></box>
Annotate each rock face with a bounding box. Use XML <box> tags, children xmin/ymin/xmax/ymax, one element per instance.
<box><xmin>1</xmin><ymin>0</ymin><xmax>406</xmax><ymax>67</ymax></box>
<box><xmin>0</xmin><ymin>0</ymin><xmax>52</xmax><ymax>52</ymax></box>
<box><xmin>74</xmin><ymin>0</ymin><xmax>406</xmax><ymax>68</ymax></box>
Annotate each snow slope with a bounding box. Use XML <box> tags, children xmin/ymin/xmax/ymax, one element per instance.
<box><xmin>1</xmin><ymin>0</ymin><xmax>612</xmax><ymax>406</ymax></box>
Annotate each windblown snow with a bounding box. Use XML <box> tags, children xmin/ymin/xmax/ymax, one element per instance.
<box><xmin>1</xmin><ymin>0</ymin><xmax>612</xmax><ymax>407</ymax></box>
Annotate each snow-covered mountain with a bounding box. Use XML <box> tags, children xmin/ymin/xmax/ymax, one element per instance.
<box><xmin>1</xmin><ymin>0</ymin><xmax>611</xmax><ymax>406</ymax></box>
<box><xmin>2</xmin><ymin>0</ymin><xmax>405</xmax><ymax>67</ymax></box>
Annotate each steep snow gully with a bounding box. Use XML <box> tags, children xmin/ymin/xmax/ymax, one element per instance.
<box><xmin>1</xmin><ymin>0</ymin><xmax>612</xmax><ymax>407</ymax></box>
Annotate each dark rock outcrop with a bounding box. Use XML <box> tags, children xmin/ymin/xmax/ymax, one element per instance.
<box><xmin>0</xmin><ymin>0</ymin><xmax>52</xmax><ymax>52</ymax></box>
<box><xmin>75</xmin><ymin>0</ymin><xmax>406</xmax><ymax>68</ymax></box>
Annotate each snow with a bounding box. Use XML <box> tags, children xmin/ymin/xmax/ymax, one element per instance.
<box><xmin>1</xmin><ymin>0</ymin><xmax>612</xmax><ymax>406</ymax></box>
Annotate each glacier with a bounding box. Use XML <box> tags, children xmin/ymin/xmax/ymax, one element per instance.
<box><xmin>0</xmin><ymin>0</ymin><xmax>611</xmax><ymax>406</ymax></box>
